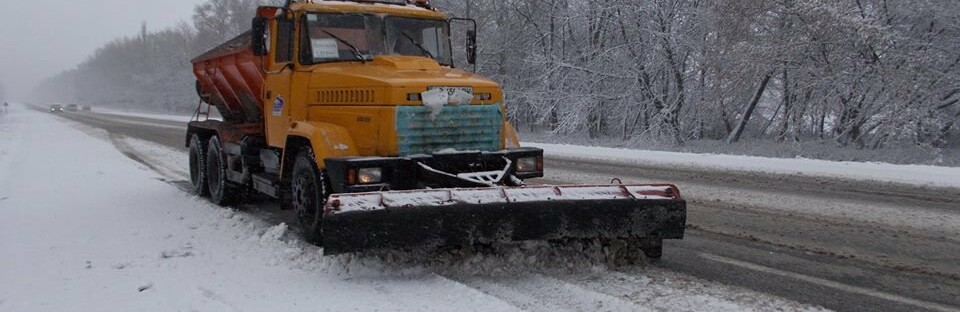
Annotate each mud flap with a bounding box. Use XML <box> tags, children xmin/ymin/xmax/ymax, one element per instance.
<box><xmin>320</xmin><ymin>184</ymin><xmax>686</xmax><ymax>255</ymax></box>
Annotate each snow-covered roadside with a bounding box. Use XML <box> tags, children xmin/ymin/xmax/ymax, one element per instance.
<box><xmin>0</xmin><ymin>105</ymin><xmax>516</xmax><ymax>311</ymax></box>
<box><xmin>527</xmin><ymin>143</ymin><xmax>960</xmax><ymax>189</ymax></box>
<box><xmin>0</xmin><ymin>104</ymin><xmax>831</xmax><ymax>311</ymax></box>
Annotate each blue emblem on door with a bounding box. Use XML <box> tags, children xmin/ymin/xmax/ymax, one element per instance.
<box><xmin>273</xmin><ymin>95</ymin><xmax>285</xmax><ymax>116</ymax></box>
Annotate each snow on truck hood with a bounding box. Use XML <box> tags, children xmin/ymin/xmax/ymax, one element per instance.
<box><xmin>307</xmin><ymin>56</ymin><xmax>500</xmax><ymax>89</ymax></box>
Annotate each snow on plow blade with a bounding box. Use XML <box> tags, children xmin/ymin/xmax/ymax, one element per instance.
<box><xmin>320</xmin><ymin>184</ymin><xmax>686</xmax><ymax>255</ymax></box>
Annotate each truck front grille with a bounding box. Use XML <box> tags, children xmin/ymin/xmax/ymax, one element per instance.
<box><xmin>317</xmin><ymin>89</ymin><xmax>375</xmax><ymax>104</ymax></box>
<box><xmin>395</xmin><ymin>104</ymin><xmax>503</xmax><ymax>156</ymax></box>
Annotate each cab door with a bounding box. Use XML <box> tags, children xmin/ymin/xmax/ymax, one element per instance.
<box><xmin>264</xmin><ymin>16</ymin><xmax>295</xmax><ymax>148</ymax></box>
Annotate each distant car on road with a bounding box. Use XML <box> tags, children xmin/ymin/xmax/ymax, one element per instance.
<box><xmin>49</xmin><ymin>104</ymin><xmax>64</xmax><ymax>113</ymax></box>
<box><xmin>66</xmin><ymin>104</ymin><xmax>79</xmax><ymax>112</ymax></box>
<box><xmin>81</xmin><ymin>105</ymin><xmax>92</xmax><ymax>111</ymax></box>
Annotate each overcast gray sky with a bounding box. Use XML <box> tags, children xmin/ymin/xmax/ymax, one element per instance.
<box><xmin>0</xmin><ymin>0</ymin><xmax>206</xmax><ymax>100</ymax></box>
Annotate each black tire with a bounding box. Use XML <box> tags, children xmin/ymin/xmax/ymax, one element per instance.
<box><xmin>290</xmin><ymin>147</ymin><xmax>329</xmax><ymax>245</ymax></box>
<box><xmin>188</xmin><ymin>134</ymin><xmax>209</xmax><ymax>196</ymax></box>
<box><xmin>206</xmin><ymin>136</ymin><xmax>236</xmax><ymax>206</ymax></box>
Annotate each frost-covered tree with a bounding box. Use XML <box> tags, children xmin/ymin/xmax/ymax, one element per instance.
<box><xmin>193</xmin><ymin>0</ymin><xmax>267</xmax><ymax>52</ymax></box>
<box><xmin>31</xmin><ymin>0</ymin><xmax>960</xmax><ymax>149</ymax></box>
<box><xmin>33</xmin><ymin>0</ymin><xmax>269</xmax><ymax>113</ymax></box>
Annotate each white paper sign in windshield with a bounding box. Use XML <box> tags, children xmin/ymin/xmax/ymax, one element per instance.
<box><xmin>311</xmin><ymin>38</ymin><xmax>340</xmax><ymax>59</ymax></box>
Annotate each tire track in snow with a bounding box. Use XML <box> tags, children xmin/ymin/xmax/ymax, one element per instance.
<box><xmin>557</xmin><ymin>269</ymin><xmax>828</xmax><ymax>312</ymax></box>
<box><xmin>683</xmin><ymin>203</ymin><xmax>960</xmax><ymax>281</ymax></box>
<box><xmin>361</xmin><ymin>273</ymin><xmax>525</xmax><ymax>312</ymax></box>
<box><xmin>446</xmin><ymin>269</ymin><xmax>831</xmax><ymax>312</ymax></box>
<box><xmin>198</xmin><ymin>287</ymin><xmax>245</xmax><ymax>312</ymax></box>
<box><xmin>445</xmin><ymin>272</ymin><xmax>655</xmax><ymax>312</ymax></box>
<box><xmin>698</xmin><ymin>253</ymin><xmax>960</xmax><ymax>312</ymax></box>
<box><xmin>108</xmin><ymin>133</ymin><xmax>190</xmax><ymax>181</ymax></box>
<box><xmin>52</xmin><ymin>112</ymin><xmax>191</xmax><ymax>183</ymax></box>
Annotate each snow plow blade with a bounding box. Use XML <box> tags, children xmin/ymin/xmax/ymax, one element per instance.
<box><xmin>321</xmin><ymin>184</ymin><xmax>686</xmax><ymax>255</ymax></box>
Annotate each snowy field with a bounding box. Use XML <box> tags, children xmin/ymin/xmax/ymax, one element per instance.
<box><xmin>0</xmin><ymin>105</ymin><xmax>833</xmax><ymax>311</ymax></box>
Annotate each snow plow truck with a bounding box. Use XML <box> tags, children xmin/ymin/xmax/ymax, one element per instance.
<box><xmin>187</xmin><ymin>0</ymin><xmax>686</xmax><ymax>257</ymax></box>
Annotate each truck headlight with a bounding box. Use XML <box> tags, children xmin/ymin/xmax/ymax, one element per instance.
<box><xmin>515</xmin><ymin>156</ymin><xmax>541</xmax><ymax>173</ymax></box>
<box><xmin>357</xmin><ymin>167</ymin><xmax>383</xmax><ymax>184</ymax></box>
<box><xmin>475</xmin><ymin>93</ymin><xmax>492</xmax><ymax>101</ymax></box>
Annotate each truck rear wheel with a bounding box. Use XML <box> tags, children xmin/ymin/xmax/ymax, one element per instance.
<box><xmin>206</xmin><ymin>136</ymin><xmax>237</xmax><ymax>206</ymax></box>
<box><xmin>291</xmin><ymin>147</ymin><xmax>329</xmax><ymax>245</ymax></box>
<box><xmin>188</xmin><ymin>134</ymin><xmax>208</xmax><ymax>196</ymax></box>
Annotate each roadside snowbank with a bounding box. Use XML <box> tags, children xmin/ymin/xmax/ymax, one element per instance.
<box><xmin>528</xmin><ymin>143</ymin><xmax>960</xmax><ymax>189</ymax></box>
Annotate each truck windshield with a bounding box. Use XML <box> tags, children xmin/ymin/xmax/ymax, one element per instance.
<box><xmin>303</xmin><ymin>13</ymin><xmax>451</xmax><ymax>65</ymax></box>
<box><xmin>384</xmin><ymin>17</ymin><xmax>451</xmax><ymax>65</ymax></box>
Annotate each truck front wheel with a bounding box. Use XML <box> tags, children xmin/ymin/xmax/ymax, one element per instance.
<box><xmin>206</xmin><ymin>136</ymin><xmax>236</xmax><ymax>206</ymax></box>
<box><xmin>188</xmin><ymin>134</ymin><xmax>208</xmax><ymax>196</ymax></box>
<box><xmin>291</xmin><ymin>147</ymin><xmax>328</xmax><ymax>245</ymax></box>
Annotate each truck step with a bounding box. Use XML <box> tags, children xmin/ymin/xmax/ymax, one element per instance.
<box><xmin>252</xmin><ymin>173</ymin><xmax>280</xmax><ymax>198</ymax></box>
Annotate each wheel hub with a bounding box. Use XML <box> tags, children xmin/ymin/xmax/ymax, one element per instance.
<box><xmin>292</xmin><ymin>175</ymin><xmax>315</xmax><ymax>222</ymax></box>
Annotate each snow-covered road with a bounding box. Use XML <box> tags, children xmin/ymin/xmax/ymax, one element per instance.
<box><xmin>0</xmin><ymin>106</ymin><xmax>832</xmax><ymax>311</ymax></box>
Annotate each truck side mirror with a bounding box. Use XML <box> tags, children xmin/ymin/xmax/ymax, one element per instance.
<box><xmin>466</xmin><ymin>30</ymin><xmax>477</xmax><ymax>65</ymax></box>
<box><xmin>252</xmin><ymin>17</ymin><xmax>269</xmax><ymax>57</ymax></box>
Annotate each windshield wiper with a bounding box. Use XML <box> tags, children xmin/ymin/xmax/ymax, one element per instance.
<box><xmin>398</xmin><ymin>31</ymin><xmax>435</xmax><ymax>59</ymax></box>
<box><xmin>319</xmin><ymin>29</ymin><xmax>366</xmax><ymax>62</ymax></box>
